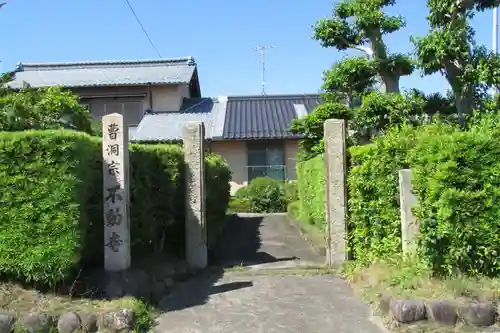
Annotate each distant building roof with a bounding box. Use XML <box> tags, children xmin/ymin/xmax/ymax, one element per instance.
<box><xmin>130</xmin><ymin>97</ymin><xmax>224</xmax><ymax>141</ymax></box>
<box><xmin>222</xmin><ymin>94</ymin><xmax>321</xmax><ymax>140</ymax></box>
<box><xmin>8</xmin><ymin>57</ymin><xmax>198</xmax><ymax>89</ymax></box>
<box><xmin>130</xmin><ymin>94</ymin><xmax>322</xmax><ymax>142</ymax></box>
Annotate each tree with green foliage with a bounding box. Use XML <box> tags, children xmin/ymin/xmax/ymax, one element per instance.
<box><xmin>313</xmin><ymin>0</ymin><xmax>414</xmax><ymax>94</ymax></box>
<box><xmin>291</xmin><ymin>0</ymin><xmax>418</xmax><ymax>156</ymax></box>
<box><xmin>412</xmin><ymin>0</ymin><xmax>500</xmax><ymax>123</ymax></box>
<box><xmin>0</xmin><ymin>76</ymin><xmax>92</xmax><ymax>133</ymax></box>
<box><xmin>292</xmin><ymin>0</ymin><xmax>500</xmax><ymax>157</ymax></box>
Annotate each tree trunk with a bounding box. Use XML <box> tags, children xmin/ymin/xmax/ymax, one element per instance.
<box><xmin>454</xmin><ymin>88</ymin><xmax>474</xmax><ymax>127</ymax></box>
<box><xmin>379</xmin><ymin>74</ymin><xmax>400</xmax><ymax>93</ymax></box>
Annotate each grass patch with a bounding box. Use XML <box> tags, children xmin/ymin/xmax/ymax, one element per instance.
<box><xmin>343</xmin><ymin>259</ymin><xmax>500</xmax><ymax>333</ymax></box>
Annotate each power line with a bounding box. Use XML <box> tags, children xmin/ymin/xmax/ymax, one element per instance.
<box><xmin>123</xmin><ymin>0</ymin><xmax>162</xmax><ymax>58</ymax></box>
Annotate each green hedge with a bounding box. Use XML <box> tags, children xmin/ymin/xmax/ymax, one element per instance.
<box><xmin>348</xmin><ymin>126</ymin><xmax>417</xmax><ymax>263</ymax></box>
<box><xmin>296</xmin><ymin>155</ymin><xmax>325</xmax><ymax>230</ymax></box>
<box><xmin>0</xmin><ymin>130</ymin><xmax>100</xmax><ymax>285</ymax></box>
<box><xmin>348</xmin><ymin>124</ymin><xmax>457</xmax><ymax>264</ymax></box>
<box><xmin>0</xmin><ymin>130</ymin><xmax>230</xmax><ymax>285</ymax></box>
<box><xmin>347</xmin><ymin>122</ymin><xmax>500</xmax><ymax>276</ymax></box>
<box><xmin>205</xmin><ymin>154</ymin><xmax>231</xmax><ymax>247</ymax></box>
<box><xmin>409</xmin><ymin>128</ymin><xmax>500</xmax><ymax>276</ymax></box>
<box><xmin>86</xmin><ymin>144</ymin><xmax>186</xmax><ymax>264</ymax></box>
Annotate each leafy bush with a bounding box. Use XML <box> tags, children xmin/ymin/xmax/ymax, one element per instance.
<box><xmin>91</xmin><ymin>119</ymin><xmax>102</xmax><ymax>137</ymax></box>
<box><xmin>0</xmin><ymin>130</ymin><xmax>100</xmax><ymax>285</ymax></box>
<box><xmin>130</xmin><ymin>144</ymin><xmax>185</xmax><ymax>253</ymax></box>
<box><xmin>348</xmin><ymin>123</ymin><xmax>457</xmax><ymax>264</ymax></box>
<box><xmin>296</xmin><ymin>155</ymin><xmax>325</xmax><ymax>230</ymax></box>
<box><xmin>206</xmin><ymin>153</ymin><xmax>231</xmax><ymax>225</ymax></box>
<box><xmin>284</xmin><ymin>180</ymin><xmax>298</xmax><ymax>203</ymax></box>
<box><xmin>84</xmin><ymin>143</ymin><xmax>185</xmax><ymax>265</ymax></box>
<box><xmin>0</xmin><ymin>131</ymin><xmax>231</xmax><ymax>284</ymax></box>
<box><xmin>287</xmin><ymin>201</ymin><xmax>301</xmax><ymax>220</ymax></box>
<box><xmin>0</xmin><ymin>87</ymin><xmax>92</xmax><ymax>133</ymax></box>
<box><xmin>240</xmin><ymin>177</ymin><xmax>286</xmax><ymax>213</ymax></box>
<box><xmin>234</xmin><ymin>186</ymin><xmax>248</xmax><ymax>199</ymax></box>
<box><xmin>409</xmin><ymin>128</ymin><xmax>500</xmax><ymax>276</ymax></box>
<box><xmin>228</xmin><ymin>197</ymin><xmax>252</xmax><ymax>213</ymax></box>
<box><xmin>289</xmin><ymin>102</ymin><xmax>351</xmax><ymax>158</ymax></box>
<box><xmin>205</xmin><ymin>153</ymin><xmax>232</xmax><ymax>246</ymax></box>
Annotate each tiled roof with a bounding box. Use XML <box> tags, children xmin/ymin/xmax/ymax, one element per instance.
<box><xmin>222</xmin><ymin>94</ymin><xmax>322</xmax><ymax>139</ymax></box>
<box><xmin>130</xmin><ymin>94</ymin><xmax>322</xmax><ymax>142</ymax></box>
<box><xmin>130</xmin><ymin>98</ymin><xmax>223</xmax><ymax>141</ymax></box>
<box><xmin>8</xmin><ymin>57</ymin><xmax>197</xmax><ymax>89</ymax></box>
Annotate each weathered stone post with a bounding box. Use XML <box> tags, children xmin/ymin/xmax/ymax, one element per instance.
<box><xmin>398</xmin><ymin>169</ymin><xmax>419</xmax><ymax>255</ymax></box>
<box><xmin>102</xmin><ymin>113</ymin><xmax>131</xmax><ymax>272</ymax></box>
<box><xmin>323</xmin><ymin>119</ymin><xmax>348</xmax><ymax>266</ymax></box>
<box><xmin>183</xmin><ymin>121</ymin><xmax>207</xmax><ymax>270</ymax></box>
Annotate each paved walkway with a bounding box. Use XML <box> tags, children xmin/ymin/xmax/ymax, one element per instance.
<box><xmin>155</xmin><ymin>214</ymin><xmax>386</xmax><ymax>333</ymax></box>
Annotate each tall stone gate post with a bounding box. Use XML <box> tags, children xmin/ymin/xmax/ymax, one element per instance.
<box><xmin>183</xmin><ymin>121</ymin><xmax>208</xmax><ymax>270</ymax></box>
<box><xmin>324</xmin><ymin>119</ymin><xmax>348</xmax><ymax>266</ymax></box>
<box><xmin>102</xmin><ymin>113</ymin><xmax>131</xmax><ymax>272</ymax></box>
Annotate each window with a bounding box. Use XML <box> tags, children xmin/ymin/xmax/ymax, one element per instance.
<box><xmin>246</xmin><ymin>141</ymin><xmax>286</xmax><ymax>181</ymax></box>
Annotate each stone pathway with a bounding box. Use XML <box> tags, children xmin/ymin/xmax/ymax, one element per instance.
<box><xmin>154</xmin><ymin>214</ymin><xmax>386</xmax><ymax>333</ymax></box>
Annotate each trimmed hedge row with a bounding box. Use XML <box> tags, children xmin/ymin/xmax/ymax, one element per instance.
<box><xmin>0</xmin><ymin>130</ymin><xmax>230</xmax><ymax>285</ymax></box>
<box><xmin>86</xmin><ymin>143</ymin><xmax>187</xmax><ymax>265</ymax></box>
<box><xmin>348</xmin><ymin>126</ymin><xmax>419</xmax><ymax>263</ymax></box>
<box><xmin>296</xmin><ymin>155</ymin><xmax>325</xmax><ymax>230</ymax></box>
<box><xmin>349</xmin><ymin>122</ymin><xmax>500</xmax><ymax>276</ymax></box>
<box><xmin>410</xmin><ymin>126</ymin><xmax>500</xmax><ymax>276</ymax></box>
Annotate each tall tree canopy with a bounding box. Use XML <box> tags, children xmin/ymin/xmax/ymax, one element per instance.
<box><xmin>413</xmin><ymin>0</ymin><xmax>500</xmax><ymax>120</ymax></box>
<box><xmin>313</xmin><ymin>0</ymin><xmax>414</xmax><ymax>94</ymax></box>
<box><xmin>291</xmin><ymin>0</ymin><xmax>500</xmax><ymax>158</ymax></box>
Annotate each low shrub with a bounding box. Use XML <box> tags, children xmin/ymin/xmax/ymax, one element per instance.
<box><xmin>234</xmin><ymin>186</ymin><xmax>248</xmax><ymax>198</ymax></box>
<box><xmin>240</xmin><ymin>177</ymin><xmax>286</xmax><ymax>213</ymax></box>
<box><xmin>0</xmin><ymin>130</ymin><xmax>100</xmax><ymax>285</ymax></box>
<box><xmin>296</xmin><ymin>155</ymin><xmax>325</xmax><ymax>230</ymax></box>
<box><xmin>228</xmin><ymin>197</ymin><xmax>252</xmax><ymax>213</ymax></box>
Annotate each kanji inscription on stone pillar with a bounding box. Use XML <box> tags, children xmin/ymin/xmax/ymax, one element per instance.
<box><xmin>102</xmin><ymin>113</ymin><xmax>131</xmax><ymax>272</ymax></box>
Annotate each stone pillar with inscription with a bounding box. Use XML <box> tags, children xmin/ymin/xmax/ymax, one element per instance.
<box><xmin>324</xmin><ymin>119</ymin><xmax>348</xmax><ymax>266</ymax></box>
<box><xmin>182</xmin><ymin>121</ymin><xmax>207</xmax><ymax>270</ymax></box>
<box><xmin>102</xmin><ymin>113</ymin><xmax>131</xmax><ymax>272</ymax></box>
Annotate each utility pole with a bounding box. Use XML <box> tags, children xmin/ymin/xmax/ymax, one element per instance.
<box><xmin>254</xmin><ymin>45</ymin><xmax>275</xmax><ymax>95</ymax></box>
<box><xmin>493</xmin><ymin>7</ymin><xmax>498</xmax><ymax>96</ymax></box>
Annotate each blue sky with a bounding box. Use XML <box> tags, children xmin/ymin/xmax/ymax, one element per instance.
<box><xmin>0</xmin><ymin>0</ymin><xmax>492</xmax><ymax>97</ymax></box>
